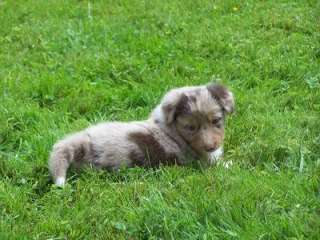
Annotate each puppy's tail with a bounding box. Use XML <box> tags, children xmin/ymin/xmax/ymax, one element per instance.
<box><xmin>49</xmin><ymin>132</ymin><xmax>91</xmax><ymax>187</ymax></box>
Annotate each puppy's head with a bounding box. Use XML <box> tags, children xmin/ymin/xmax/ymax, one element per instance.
<box><xmin>153</xmin><ymin>83</ymin><xmax>234</xmax><ymax>156</ymax></box>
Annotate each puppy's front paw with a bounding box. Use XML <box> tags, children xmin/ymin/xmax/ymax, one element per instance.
<box><xmin>55</xmin><ymin>177</ymin><xmax>66</xmax><ymax>187</ymax></box>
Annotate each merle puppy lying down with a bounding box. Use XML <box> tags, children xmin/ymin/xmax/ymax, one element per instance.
<box><xmin>49</xmin><ymin>83</ymin><xmax>235</xmax><ymax>186</ymax></box>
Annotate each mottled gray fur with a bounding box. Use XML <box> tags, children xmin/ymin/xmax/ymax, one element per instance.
<box><xmin>49</xmin><ymin>83</ymin><xmax>235</xmax><ymax>186</ymax></box>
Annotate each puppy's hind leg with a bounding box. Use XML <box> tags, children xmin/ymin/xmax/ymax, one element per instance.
<box><xmin>49</xmin><ymin>132</ymin><xmax>91</xmax><ymax>187</ymax></box>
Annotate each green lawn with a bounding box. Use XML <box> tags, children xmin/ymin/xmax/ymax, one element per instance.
<box><xmin>1</xmin><ymin>0</ymin><xmax>320</xmax><ymax>239</ymax></box>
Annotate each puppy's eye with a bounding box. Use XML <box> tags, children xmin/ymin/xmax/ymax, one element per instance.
<box><xmin>184</xmin><ymin>124</ymin><xmax>197</xmax><ymax>132</ymax></box>
<box><xmin>211</xmin><ymin>118</ymin><xmax>222</xmax><ymax>125</ymax></box>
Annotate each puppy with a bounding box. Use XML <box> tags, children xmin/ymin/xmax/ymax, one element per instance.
<box><xmin>49</xmin><ymin>83</ymin><xmax>234</xmax><ymax>186</ymax></box>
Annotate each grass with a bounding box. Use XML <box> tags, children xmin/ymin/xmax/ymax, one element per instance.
<box><xmin>0</xmin><ymin>0</ymin><xmax>320</xmax><ymax>239</ymax></box>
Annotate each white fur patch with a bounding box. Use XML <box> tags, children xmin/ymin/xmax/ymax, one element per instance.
<box><xmin>209</xmin><ymin>147</ymin><xmax>224</xmax><ymax>164</ymax></box>
<box><xmin>55</xmin><ymin>177</ymin><xmax>66</xmax><ymax>187</ymax></box>
<box><xmin>209</xmin><ymin>147</ymin><xmax>233</xmax><ymax>169</ymax></box>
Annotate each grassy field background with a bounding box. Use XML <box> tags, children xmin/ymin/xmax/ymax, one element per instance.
<box><xmin>1</xmin><ymin>0</ymin><xmax>320</xmax><ymax>239</ymax></box>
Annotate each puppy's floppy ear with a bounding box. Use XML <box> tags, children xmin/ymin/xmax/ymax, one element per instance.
<box><xmin>207</xmin><ymin>84</ymin><xmax>235</xmax><ymax>114</ymax></box>
<box><xmin>161</xmin><ymin>90</ymin><xmax>190</xmax><ymax>124</ymax></box>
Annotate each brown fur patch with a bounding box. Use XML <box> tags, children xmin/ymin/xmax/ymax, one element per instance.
<box><xmin>207</xmin><ymin>84</ymin><xmax>234</xmax><ymax>113</ymax></box>
<box><xmin>73</xmin><ymin>145</ymin><xmax>86</xmax><ymax>162</ymax></box>
<box><xmin>189</xmin><ymin>95</ymin><xmax>197</xmax><ymax>103</ymax></box>
<box><xmin>174</xmin><ymin>94</ymin><xmax>190</xmax><ymax>119</ymax></box>
<box><xmin>188</xmin><ymin>128</ymin><xmax>224</xmax><ymax>154</ymax></box>
<box><xmin>207</xmin><ymin>84</ymin><xmax>228</xmax><ymax>101</ymax></box>
<box><xmin>128</xmin><ymin>132</ymin><xmax>179</xmax><ymax>167</ymax></box>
